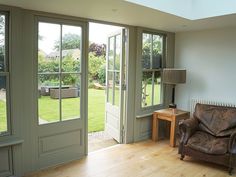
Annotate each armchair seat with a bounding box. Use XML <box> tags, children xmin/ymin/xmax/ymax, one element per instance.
<box><xmin>187</xmin><ymin>131</ymin><xmax>229</xmax><ymax>155</ymax></box>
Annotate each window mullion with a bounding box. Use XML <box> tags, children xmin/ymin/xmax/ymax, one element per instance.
<box><xmin>151</xmin><ymin>71</ymin><xmax>155</xmax><ymax>105</ymax></box>
<box><xmin>150</xmin><ymin>34</ymin><xmax>153</xmax><ymax>69</ymax></box>
<box><xmin>151</xmin><ymin>35</ymin><xmax>154</xmax><ymax>106</ymax></box>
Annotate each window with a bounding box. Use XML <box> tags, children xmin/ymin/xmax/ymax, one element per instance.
<box><xmin>38</xmin><ymin>21</ymin><xmax>81</xmax><ymax>124</ymax></box>
<box><xmin>141</xmin><ymin>33</ymin><xmax>164</xmax><ymax>108</ymax></box>
<box><xmin>0</xmin><ymin>12</ymin><xmax>9</xmax><ymax>135</ymax></box>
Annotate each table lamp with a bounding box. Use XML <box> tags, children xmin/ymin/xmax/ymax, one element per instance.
<box><xmin>163</xmin><ymin>68</ymin><xmax>186</xmax><ymax>108</ymax></box>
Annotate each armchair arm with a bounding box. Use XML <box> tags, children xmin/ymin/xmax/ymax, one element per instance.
<box><xmin>179</xmin><ymin>118</ymin><xmax>199</xmax><ymax>145</ymax></box>
<box><xmin>229</xmin><ymin>130</ymin><xmax>236</xmax><ymax>154</ymax></box>
<box><xmin>178</xmin><ymin>118</ymin><xmax>199</xmax><ymax>155</ymax></box>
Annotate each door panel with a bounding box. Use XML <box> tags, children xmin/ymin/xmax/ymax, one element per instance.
<box><xmin>105</xmin><ymin>29</ymin><xmax>125</xmax><ymax>143</ymax></box>
<box><xmin>34</xmin><ymin>17</ymin><xmax>87</xmax><ymax>169</ymax></box>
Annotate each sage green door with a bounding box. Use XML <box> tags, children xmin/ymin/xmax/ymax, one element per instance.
<box><xmin>105</xmin><ymin>29</ymin><xmax>126</xmax><ymax>143</ymax></box>
<box><xmin>33</xmin><ymin>17</ymin><xmax>87</xmax><ymax>169</ymax></box>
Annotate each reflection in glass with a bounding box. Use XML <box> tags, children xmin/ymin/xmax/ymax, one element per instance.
<box><xmin>107</xmin><ymin>71</ymin><xmax>113</xmax><ymax>104</ymax></box>
<box><xmin>62</xmin><ymin>25</ymin><xmax>81</xmax><ymax>73</ymax></box>
<box><xmin>38</xmin><ymin>74</ymin><xmax>60</xmax><ymax>124</ymax></box>
<box><xmin>114</xmin><ymin>72</ymin><xmax>120</xmax><ymax>106</ymax></box>
<box><xmin>142</xmin><ymin>72</ymin><xmax>153</xmax><ymax>107</ymax></box>
<box><xmin>142</xmin><ymin>33</ymin><xmax>151</xmax><ymax>69</ymax></box>
<box><xmin>61</xmin><ymin>74</ymin><xmax>80</xmax><ymax>120</ymax></box>
<box><xmin>115</xmin><ymin>35</ymin><xmax>121</xmax><ymax>71</ymax></box>
<box><xmin>154</xmin><ymin>71</ymin><xmax>161</xmax><ymax>105</ymax></box>
<box><xmin>0</xmin><ymin>76</ymin><xmax>7</xmax><ymax>133</ymax></box>
<box><xmin>108</xmin><ymin>37</ymin><xmax>114</xmax><ymax>70</ymax></box>
<box><xmin>152</xmin><ymin>35</ymin><xmax>163</xmax><ymax>69</ymax></box>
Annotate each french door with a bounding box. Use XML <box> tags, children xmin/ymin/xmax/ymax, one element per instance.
<box><xmin>33</xmin><ymin>17</ymin><xmax>87</xmax><ymax>169</ymax></box>
<box><xmin>105</xmin><ymin>29</ymin><xmax>126</xmax><ymax>143</ymax></box>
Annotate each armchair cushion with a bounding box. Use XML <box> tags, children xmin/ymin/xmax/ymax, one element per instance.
<box><xmin>194</xmin><ymin>104</ymin><xmax>236</xmax><ymax>137</ymax></box>
<box><xmin>187</xmin><ymin>131</ymin><xmax>229</xmax><ymax>155</ymax></box>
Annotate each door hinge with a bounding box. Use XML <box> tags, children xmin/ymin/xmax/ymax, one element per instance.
<box><xmin>123</xmin><ymin>34</ymin><xmax>128</xmax><ymax>42</ymax></box>
<box><xmin>122</xmin><ymin>84</ymin><xmax>126</xmax><ymax>91</ymax></box>
<box><xmin>122</xmin><ymin>125</ymin><xmax>125</xmax><ymax>143</ymax></box>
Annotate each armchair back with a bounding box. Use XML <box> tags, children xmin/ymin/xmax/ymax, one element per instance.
<box><xmin>194</xmin><ymin>103</ymin><xmax>236</xmax><ymax>137</ymax></box>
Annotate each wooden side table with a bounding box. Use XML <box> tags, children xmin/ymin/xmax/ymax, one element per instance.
<box><xmin>152</xmin><ymin>109</ymin><xmax>190</xmax><ymax>147</ymax></box>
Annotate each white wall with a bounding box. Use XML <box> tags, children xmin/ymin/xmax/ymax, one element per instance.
<box><xmin>175</xmin><ymin>27</ymin><xmax>236</xmax><ymax>111</ymax></box>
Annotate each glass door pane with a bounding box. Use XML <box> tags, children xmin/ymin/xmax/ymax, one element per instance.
<box><xmin>108</xmin><ymin>37</ymin><xmax>114</xmax><ymax>70</ymax></box>
<box><xmin>107</xmin><ymin>71</ymin><xmax>113</xmax><ymax>104</ymax></box>
<box><xmin>62</xmin><ymin>25</ymin><xmax>81</xmax><ymax>73</ymax></box>
<box><xmin>38</xmin><ymin>22</ymin><xmax>61</xmax><ymax>124</ymax></box>
<box><xmin>114</xmin><ymin>72</ymin><xmax>120</xmax><ymax>106</ymax></box>
<box><xmin>38</xmin><ymin>74</ymin><xmax>60</xmax><ymax>124</ymax></box>
<box><xmin>114</xmin><ymin>35</ymin><xmax>121</xmax><ymax>71</ymax></box>
<box><xmin>61</xmin><ymin>74</ymin><xmax>80</xmax><ymax>120</ymax></box>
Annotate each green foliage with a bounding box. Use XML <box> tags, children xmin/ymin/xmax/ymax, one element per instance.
<box><xmin>0</xmin><ymin>15</ymin><xmax>5</xmax><ymax>72</ymax></box>
<box><xmin>98</xmin><ymin>64</ymin><xmax>106</xmax><ymax>84</ymax></box>
<box><xmin>54</xmin><ymin>33</ymin><xmax>81</xmax><ymax>50</ymax></box>
<box><xmin>88</xmin><ymin>53</ymin><xmax>106</xmax><ymax>84</ymax></box>
<box><xmin>38</xmin><ymin>52</ymin><xmax>80</xmax><ymax>86</ymax></box>
<box><xmin>0</xmin><ymin>15</ymin><xmax>5</xmax><ymax>36</ymax></box>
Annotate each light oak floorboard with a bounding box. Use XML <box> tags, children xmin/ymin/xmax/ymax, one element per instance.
<box><xmin>24</xmin><ymin>140</ymin><xmax>233</xmax><ymax>177</ymax></box>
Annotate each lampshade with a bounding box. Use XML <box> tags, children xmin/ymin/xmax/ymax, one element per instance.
<box><xmin>163</xmin><ymin>68</ymin><xmax>186</xmax><ymax>84</ymax></box>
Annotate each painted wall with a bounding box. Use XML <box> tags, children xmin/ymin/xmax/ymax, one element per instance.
<box><xmin>175</xmin><ymin>27</ymin><xmax>236</xmax><ymax>111</ymax></box>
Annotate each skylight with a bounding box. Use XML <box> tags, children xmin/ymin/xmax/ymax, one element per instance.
<box><xmin>125</xmin><ymin>0</ymin><xmax>236</xmax><ymax>20</ymax></box>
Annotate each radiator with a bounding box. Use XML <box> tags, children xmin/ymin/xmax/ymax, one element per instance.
<box><xmin>190</xmin><ymin>99</ymin><xmax>236</xmax><ymax>115</ymax></box>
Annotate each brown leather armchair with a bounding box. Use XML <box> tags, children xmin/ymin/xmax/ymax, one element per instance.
<box><xmin>179</xmin><ymin>103</ymin><xmax>236</xmax><ymax>175</ymax></box>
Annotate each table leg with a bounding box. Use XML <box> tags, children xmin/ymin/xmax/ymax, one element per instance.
<box><xmin>170</xmin><ymin>120</ymin><xmax>176</xmax><ymax>147</ymax></box>
<box><xmin>152</xmin><ymin>115</ymin><xmax>159</xmax><ymax>141</ymax></box>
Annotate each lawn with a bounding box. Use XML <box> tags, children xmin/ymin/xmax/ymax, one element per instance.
<box><xmin>38</xmin><ymin>88</ymin><xmax>105</xmax><ymax>132</ymax></box>
<box><xmin>142</xmin><ymin>84</ymin><xmax>161</xmax><ymax>107</ymax></box>
<box><xmin>0</xmin><ymin>89</ymin><xmax>105</xmax><ymax>133</ymax></box>
<box><xmin>0</xmin><ymin>100</ymin><xmax>7</xmax><ymax>132</ymax></box>
<box><xmin>1</xmin><ymin>85</ymin><xmax>161</xmax><ymax>133</ymax></box>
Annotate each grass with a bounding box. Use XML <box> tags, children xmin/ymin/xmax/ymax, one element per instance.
<box><xmin>38</xmin><ymin>96</ymin><xmax>80</xmax><ymax>122</ymax></box>
<box><xmin>88</xmin><ymin>89</ymin><xmax>105</xmax><ymax>132</ymax></box>
<box><xmin>0</xmin><ymin>100</ymin><xmax>7</xmax><ymax>132</ymax></box>
<box><xmin>38</xmin><ymin>88</ymin><xmax>105</xmax><ymax>132</ymax></box>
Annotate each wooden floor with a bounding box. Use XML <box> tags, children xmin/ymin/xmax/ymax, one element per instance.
<box><xmin>25</xmin><ymin>140</ymin><xmax>233</xmax><ymax>177</ymax></box>
<box><xmin>88</xmin><ymin>131</ymin><xmax>117</xmax><ymax>152</ymax></box>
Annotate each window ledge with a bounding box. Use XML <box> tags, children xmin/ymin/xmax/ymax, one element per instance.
<box><xmin>136</xmin><ymin>113</ymin><xmax>153</xmax><ymax>119</ymax></box>
<box><xmin>0</xmin><ymin>137</ymin><xmax>24</xmax><ymax>148</ymax></box>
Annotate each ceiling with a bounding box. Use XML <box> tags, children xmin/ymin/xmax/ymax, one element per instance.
<box><xmin>0</xmin><ymin>0</ymin><xmax>236</xmax><ymax>32</ymax></box>
<box><xmin>126</xmin><ymin>0</ymin><xmax>236</xmax><ymax>20</ymax></box>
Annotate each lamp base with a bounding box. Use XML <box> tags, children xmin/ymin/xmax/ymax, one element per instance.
<box><xmin>169</xmin><ymin>103</ymin><xmax>177</xmax><ymax>109</ymax></box>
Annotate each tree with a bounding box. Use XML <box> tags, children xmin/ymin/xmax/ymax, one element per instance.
<box><xmin>54</xmin><ymin>33</ymin><xmax>81</xmax><ymax>50</ymax></box>
<box><xmin>89</xmin><ymin>43</ymin><xmax>106</xmax><ymax>57</ymax></box>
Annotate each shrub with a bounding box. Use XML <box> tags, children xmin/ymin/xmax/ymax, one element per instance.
<box><xmin>98</xmin><ymin>64</ymin><xmax>106</xmax><ymax>84</ymax></box>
